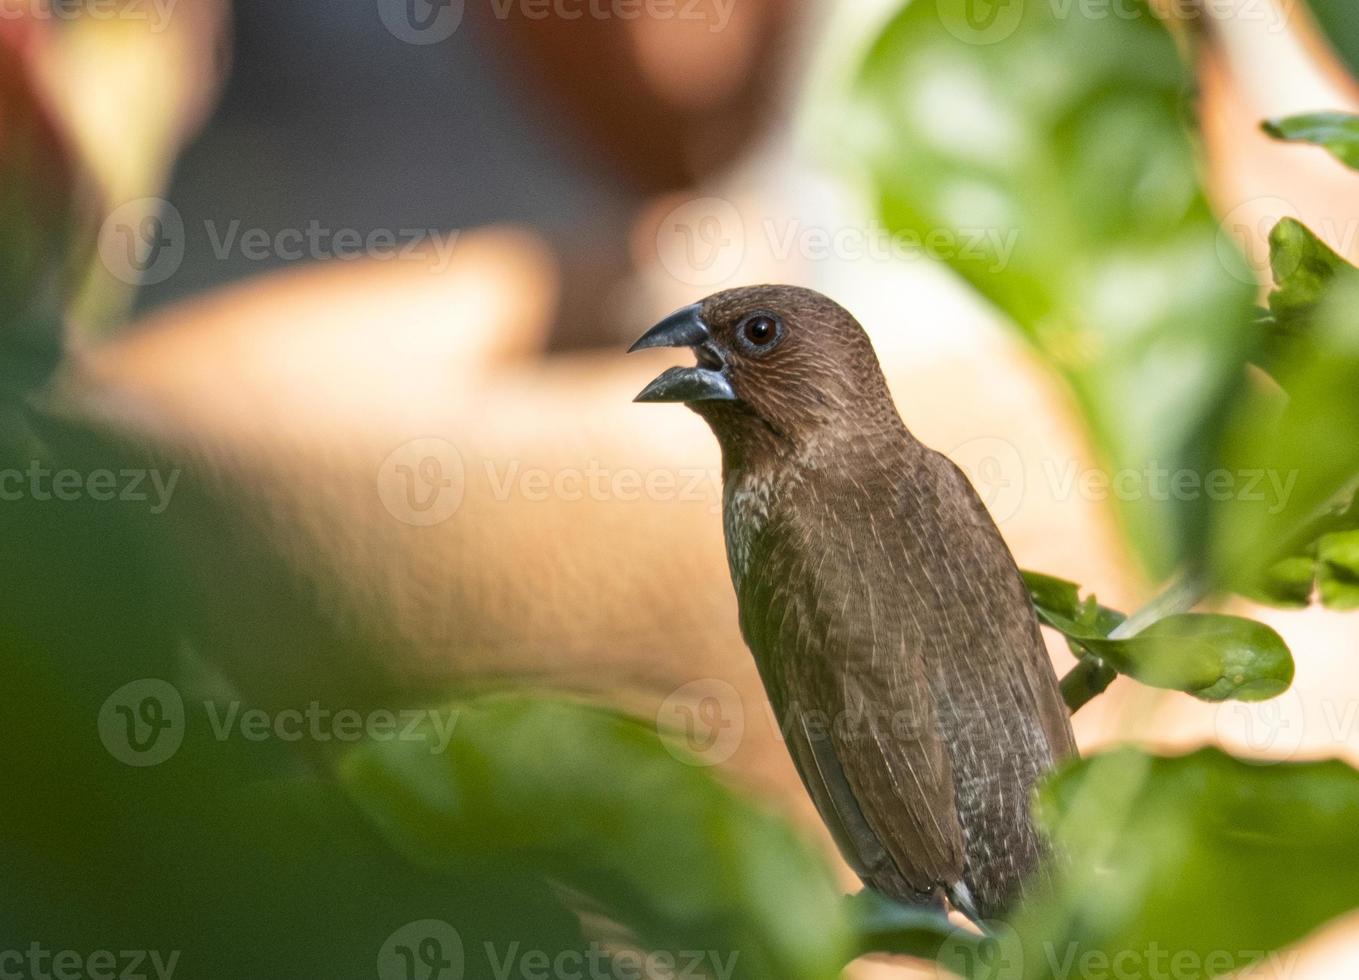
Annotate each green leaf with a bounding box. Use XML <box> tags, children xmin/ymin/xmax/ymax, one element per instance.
<box><xmin>1266</xmin><ymin>217</ymin><xmax>1359</xmax><ymax>329</ymax></box>
<box><xmin>339</xmin><ymin>694</ymin><xmax>854</xmax><ymax>980</ymax></box>
<box><xmin>850</xmin><ymin>0</ymin><xmax>1256</xmax><ymax>576</ymax></box>
<box><xmin>847</xmin><ymin>889</ymin><xmax>958</xmax><ymax>961</ymax></box>
<box><xmin>1318</xmin><ymin>529</ymin><xmax>1359</xmax><ymax>610</ymax></box>
<box><xmin>1021</xmin><ymin>570</ymin><xmax>1083</xmax><ymax>622</ymax></box>
<box><xmin>1247</xmin><ymin>554</ymin><xmax>1318</xmax><ymax>609</ymax></box>
<box><xmin>1306</xmin><ymin>0</ymin><xmax>1359</xmax><ymax>79</ymax></box>
<box><xmin>1263</xmin><ymin>112</ymin><xmax>1359</xmax><ymax>170</ymax></box>
<box><xmin>1024</xmin><ymin>572</ymin><xmax>1292</xmax><ymax>702</ymax></box>
<box><xmin>1024</xmin><ymin>570</ymin><xmax>1126</xmax><ymax>641</ymax></box>
<box><xmin>1082</xmin><ymin>614</ymin><xmax>1291</xmax><ymax>702</ymax></box>
<box><xmin>1015</xmin><ymin>748</ymin><xmax>1359</xmax><ymax>979</ymax></box>
<box><xmin>1211</xmin><ymin>222</ymin><xmax>1359</xmax><ymax>594</ymax></box>
<box><xmin>1236</xmin><ymin>494</ymin><xmax>1359</xmax><ymax>609</ymax></box>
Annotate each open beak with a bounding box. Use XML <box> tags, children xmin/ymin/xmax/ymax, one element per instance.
<box><xmin>628</xmin><ymin>304</ymin><xmax>736</xmax><ymax>403</ymax></box>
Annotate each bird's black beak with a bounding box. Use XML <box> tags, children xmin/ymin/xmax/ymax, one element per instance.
<box><xmin>628</xmin><ymin>303</ymin><xmax>736</xmax><ymax>403</ymax></box>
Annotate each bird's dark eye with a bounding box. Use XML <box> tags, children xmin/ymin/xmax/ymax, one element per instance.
<box><xmin>740</xmin><ymin>314</ymin><xmax>781</xmax><ymax>350</ymax></box>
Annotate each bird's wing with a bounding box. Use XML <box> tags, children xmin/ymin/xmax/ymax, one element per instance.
<box><xmin>907</xmin><ymin>450</ymin><xmax>1076</xmax><ymax>913</ymax></box>
<box><xmin>924</xmin><ymin>451</ymin><xmax>1077</xmax><ymax>764</ymax></box>
<box><xmin>736</xmin><ymin>508</ymin><xmax>966</xmax><ymax>897</ymax></box>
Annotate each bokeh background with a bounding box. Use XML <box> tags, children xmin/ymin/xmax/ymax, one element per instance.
<box><xmin>5</xmin><ymin>0</ymin><xmax>1359</xmax><ymax>977</ymax></box>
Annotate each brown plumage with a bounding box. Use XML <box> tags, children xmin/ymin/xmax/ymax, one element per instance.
<box><xmin>630</xmin><ymin>285</ymin><xmax>1076</xmax><ymax>918</ymax></box>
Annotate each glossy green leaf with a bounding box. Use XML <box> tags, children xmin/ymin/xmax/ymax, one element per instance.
<box><xmin>1014</xmin><ymin>748</ymin><xmax>1359</xmax><ymax>980</ymax></box>
<box><xmin>339</xmin><ymin>694</ymin><xmax>853</xmax><ymax>980</ymax></box>
<box><xmin>1025</xmin><ymin>572</ymin><xmax>1292</xmax><ymax>701</ymax></box>
<box><xmin>851</xmin><ymin>0</ymin><xmax>1256</xmax><ymax>576</ymax></box>
<box><xmin>1024</xmin><ymin>570</ymin><xmax>1126</xmax><ymax>641</ymax></box>
<box><xmin>1263</xmin><ymin>112</ymin><xmax>1359</xmax><ymax>170</ymax></box>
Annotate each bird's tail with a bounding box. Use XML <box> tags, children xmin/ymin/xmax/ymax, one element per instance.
<box><xmin>945</xmin><ymin>881</ymin><xmax>986</xmax><ymax>929</ymax></box>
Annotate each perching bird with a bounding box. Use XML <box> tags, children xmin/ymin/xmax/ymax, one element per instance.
<box><xmin>629</xmin><ymin>285</ymin><xmax>1076</xmax><ymax>919</ymax></box>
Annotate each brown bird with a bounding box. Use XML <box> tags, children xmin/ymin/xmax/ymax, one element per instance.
<box><xmin>629</xmin><ymin>285</ymin><xmax>1076</xmax><ymax>919</ymax></box>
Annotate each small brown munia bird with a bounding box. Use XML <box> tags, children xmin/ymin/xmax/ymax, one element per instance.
<box><xmin>629</xmin><ymin>285</ymin><xmax>1076</xmax><ymax>919</ymax></box>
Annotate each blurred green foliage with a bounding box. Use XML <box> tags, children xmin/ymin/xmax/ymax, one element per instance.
<box><xmin>846</xmin><ymin>2</ymin><xmax>1359</xmax><ymax>977</ymax></box>
<box><xmin>1212</xmin><ymin>219</ymin><xmax>1359</xmax><ymax>600</ymax></box>
<box><xmin>1012</xmin><ymin>748</ymin><xmax>1359</xmax><ymax>980</ymax></box>
<box><xmin>1304</xmin><ymin>0</ymin><xmax>1359</xmax><ymax>79</ymax></box>
<box><xmin>342</xmin><ymin>695</ymin><xmax>853</xmax><ymax>980</ymax></box>
<box><xmin>7</xmin><ymin>2</ymin><xmax>1359</xmax><ymax>979</ymax></box>
<box><xmin>849</xmin><ymin>0</ymin><xmax>1257</xmax><ymax>577</ymax></box>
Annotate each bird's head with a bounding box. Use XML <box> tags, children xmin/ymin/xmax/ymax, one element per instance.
<box><xmin>629</xmin><ymin>285</ymin><xmax>898</xmax><ymax>454</ymax></box>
